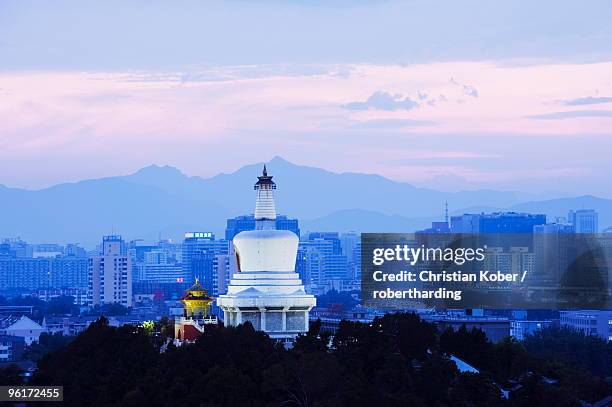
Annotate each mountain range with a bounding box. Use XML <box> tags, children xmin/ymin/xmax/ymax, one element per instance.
<box><xmin>1</xmin><ymin>156</ymin><xmax>611</xmax><ymax>247</ymax></box>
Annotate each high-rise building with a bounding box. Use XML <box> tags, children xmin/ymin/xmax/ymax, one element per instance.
<box><xmin>340</xmin><ymin>232</ymin><xmax>360</xmax><ymax>279</ymax></box>
<box><xmin>0</xmin><ymin>257</ymin><xmax>88</xmax><ymax>290</ymax></box>
<box><xmin>308</xmin><ymin>232</ymin><xmax>342</xmax><ymax>254</ymax></box>
<box><xmin>568</xmin><ymin>209</ymin><xmax>599</xmax><ymax>233</ymax></box>
<box><xmin>215</xmin><ymin>254</ymin><xmax>231</xmax><ymax>296</ymax></box>
<box><xmin>181</xmin><ymin>232</ymin><xmax>228</xmax><ymax>282</ymax></box>
<box><xmin>298</xmin><ymin>244</ymin><xmax>324</xmax><ymax>288</ymax></box>
<box><xmin>480</xmin><ymin>212</ymin><xmax>546</xmax><ymax>233</ymax></box>
<box><xmin>450</xmin><ymin>212</ymin><xmax>546</xmax><ymax>234</ymax></box>
<box><xmin>340</xmin><ymin>232</ymin><xmax>359</xmax><ymax>263</ymax></box>
<box><xmin>352</xmin><ymin>239</ymin><xmax>362</xmax><ymax>280</ymax></box>
<box><xmin>87</xmin><ymin>236</ymin><xmax>132</xmax><ymax>307</ymax></box>
<box><xmin>217</xmin><ymin>166</ymin><xmax>316</xmax><ymax>341</ymax></box>
<box><xmin>299</xmin><ymin>233</ymin><xmax>350</xmax><ymax>291</ymax></box>
<box><xmin>450</xmin><ymin>214</ymin><xmax>481</xmax><ymax>233</ymax></box>
<box><xmin>139</xmin><ymin>250</ymin><xmax>188</xmax><ymax>283</ymax></box>
<box><xmin>0</xmin><ymin>239</ymin><xmax>32</xmax><ymax>258</ymax></box>
<box><xmin>533</xmin><ymin>223</ymin><xmax>575</xmax><ymax>285</ymax></box>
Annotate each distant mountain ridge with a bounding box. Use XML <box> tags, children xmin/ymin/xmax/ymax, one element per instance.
<box><xmin>1</xmin><ymin>157</ymin><xmax>611</xmax><ymax>246</ymax></box>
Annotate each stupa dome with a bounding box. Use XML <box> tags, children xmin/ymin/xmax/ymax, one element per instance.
<box><xmin>233</xmin><ymin>229</ymin><xmax>298</xmax><ymax>272</ymax></box>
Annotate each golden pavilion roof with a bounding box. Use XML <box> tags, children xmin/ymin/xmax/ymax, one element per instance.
<box><xmin>181</xmin><ymin>278</ymin><xmax>213</xmax><ymax>302</ymax></box>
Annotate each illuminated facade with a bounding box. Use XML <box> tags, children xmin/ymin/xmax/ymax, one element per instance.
<box><xmin>174</xmin><ymin>279</ymin><xmax>217</xmax><ymax>342</ymax></box>
<box><xmin>217</xmin><ymin>166</ymin><xmax>316</xmax><ymax>341</ymax></box>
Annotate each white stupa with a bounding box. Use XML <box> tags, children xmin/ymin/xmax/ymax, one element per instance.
<box><xmin>217</xmin><ymin>165</ymin><xmax>316</xmax><ymax>341</ymax></box>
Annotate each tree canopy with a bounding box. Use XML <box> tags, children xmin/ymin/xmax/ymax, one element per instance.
<box><xmin>30</xmin><ymin>313</ymin><xmax>611</xmax><ymax>406</ymax></box>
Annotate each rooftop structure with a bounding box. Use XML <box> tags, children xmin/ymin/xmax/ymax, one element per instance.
<box><xmin>174</xmin><ymin>279</ymin><xmax>217</xmax><ymax>343</ymax></box>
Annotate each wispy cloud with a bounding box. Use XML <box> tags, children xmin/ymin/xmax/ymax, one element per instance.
<box><xmin>528</xmin><ymin>110</ymin><xmax>612</xmax><ymax>120</ymax></box>
<box><xmin>563</xmin><ymin>96</ymin><xmax>612</xmax><ymax>106</ymax></box>
<box><xmin>343</xmin><ymin>91</ymin><xmax>419</xmax><ymax>111</ymax></box>
<box><xmin>450</xmin><ymin>78</ymin><xmax>479</xmax><ymax>98</ymax></box>
<box><xmin>349</xmin><ymin>118</ymin><xmax>435</xmax><ymax>129</ymax></box>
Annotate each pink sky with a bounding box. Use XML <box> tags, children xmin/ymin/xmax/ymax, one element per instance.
<box><xmin>1</xmin><ymin>61</ymin><xmax>612</xmax><ymax>195</ymax></box>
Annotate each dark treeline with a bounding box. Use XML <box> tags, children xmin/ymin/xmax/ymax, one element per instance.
<box><xmin>18</xmin><ymin>313</ymin><xmax>611</xmax><ymax>407</ymax></box>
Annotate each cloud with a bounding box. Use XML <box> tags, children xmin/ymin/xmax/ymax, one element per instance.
<box><xmin>343</xmin><ymin>91</ymin><xmax>419</xmax><ymax>111</ymax></box>
<box><xmin>528</xmin><ymin>110</ymin><xmax>612</xmax><ymax>120</ymax></box>
<box><xmin>450</xmin><ymin>78</ymin><xmax>479</xmax><ymax>98</ymax></box>
<box><xmin>462</xmin><ymin>85</ymin><xmax>479</xmax><ymax>98</ymax></box>
<box><xmin>564</xmin><ymin>96</ymin><xmax>612</xmax><ymax>106</ymax></box>
<box><xmin>349</xmin><ymin>118</ymin><xmax>434</xmax><ymax>129</ymax></box>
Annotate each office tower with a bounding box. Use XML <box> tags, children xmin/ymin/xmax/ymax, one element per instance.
<box><xmin>420</xmin><ymin>221</ymin><xmax>451</xmax><ymax>233</ymax></box>
<box><xmin>568</xmin><ymin>209</ymin><xmax>598</xmax><ymax>233</ymax></box>
<box><xmin>298</xmin><ymin>234</ymin><xmax>350</xmax><ymax>292</ymax></box>
<box><xmin>322</xmin><ymin>254</ymin><xmax>349</xmax><ymax>281</ymax></box>
<box><xmin>533</xmin><ymin>223</ymin><xmax>575</xmax><ymax>285</ymax></box>
<box><xmin>87</xmin><ymin>235</ymin><xmax>132</xmax><ymax>307</ymax></box>
<box><xmin>340</xmin><ymin>232</ymin><xmax>359</xmax><ymax>264</ymax></box>
<box><xmin>218</xmin><ymin>166</ymin><xmax>315</xmax><ymax>341</ymax></box>
<box><xmin>225</xmin><ymin>216</ymin><xmax>255</xmax><ymax>241</ymax></box>
<box><xmin>509</xmin><ymin>247</ymin><xmax>534</xmax><ymax>276</ymax></box>
<box><xmin>157</xmin><ymin>239</ymin><xmax>183</xmax><ymax>263</ymax></box>
<box><xmin>450</xmin><ymin>212</ymin><xmax>546</xmax><ymax>234</ymax></box>
<box><xmin>479</xmin><ymin>212</ymin><xmax>546</xmax><ymax>233</ymax></box>
<box><xmin>340</xmin><ymin>232</ymin><xmax>360</xmax><ymax>279</ymax></box>
<box><xmin>140</xmin><ymin>250</ymin><xmax>187</xmax><ymax>283</ymax></box>
<box><xmin>181</xmin><ymin>232</ymin><xmax>228</xmax><ymax>282</ymax></box>
<box><xmin>190</xmin><ymin>251</ymin><xmax>215</xmax><ymax>293</ymax></box>
<box><xmin>352</xmin><ymin>239</ymin><xmax>362</xmax><ymax>279</ymax></box>
<box><xmin>308</xmin><ymin>232</ymin><xmax>342</xmax><ymax>254</ymax></box>
<box><xmin>299</xmin><ymin>243</ymin><xmax>325</xmax><ymax>288</ymax></box>
<box><xmin>450</xmin><ymin>214</ymin><xmax>481</xmax><ymax>233</ymax></box>
<box><xmin>215</xmin><ymin>254</ymin><xmax>231</xmax><ymax>296</ymax></box>
<box><xmin>482</xmin><ymin>247</ymin><xmax>512</xmax><ymax>275</ymax></box>
<box><xmin>225</xmin><ymin>214</ymin><xmax>300</xmax><ymax>240</ymax></box>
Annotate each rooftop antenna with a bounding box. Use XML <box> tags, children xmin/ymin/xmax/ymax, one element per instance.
<box><xmin>445</xmin><ymin>200</ymin><xmax>449</xmax><ymax>225</ymax></box>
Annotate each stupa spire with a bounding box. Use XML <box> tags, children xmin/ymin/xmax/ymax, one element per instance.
<box><xmin>254</xmin><ymin>164</ymin><xmax>277</xmax><ymax>223</ymax></box>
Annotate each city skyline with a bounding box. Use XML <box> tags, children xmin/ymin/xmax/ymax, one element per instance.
<box><xmin>1</xmin><ymin>2</ymin><xmax>610</xmax><ymax>403</ymax></box>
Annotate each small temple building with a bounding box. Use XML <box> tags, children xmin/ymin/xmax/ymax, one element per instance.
<box><xmin>217</xmin><ymin>166</ymin><xmax>316</xmax><ymax>342</ymax></box>
<box><xmin>174</xmin><ymin>278</ymin><xmax>217</xmax><ymax>342</ymax></box>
